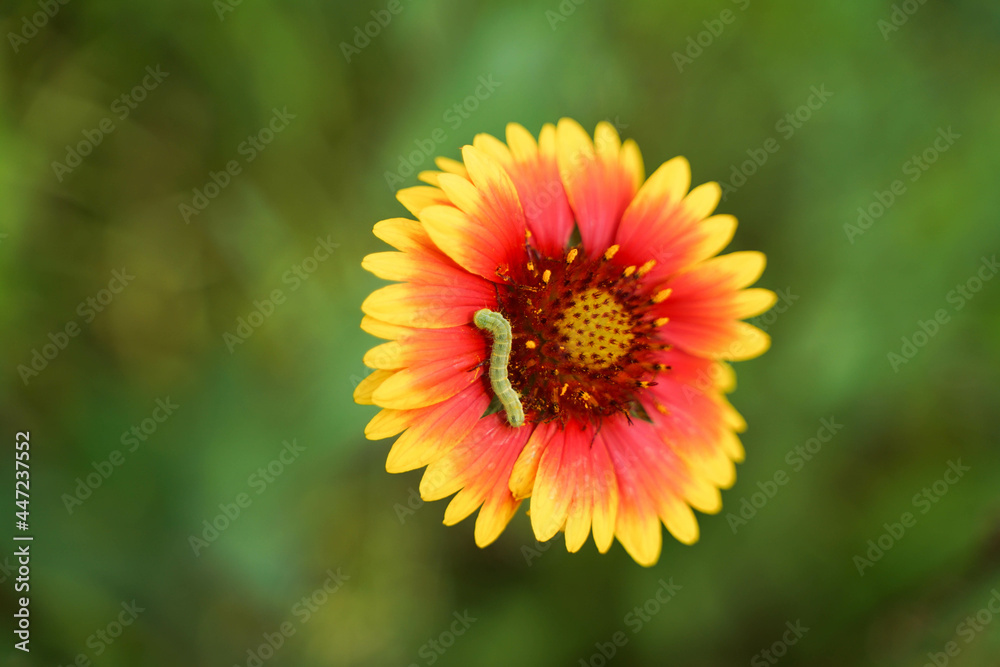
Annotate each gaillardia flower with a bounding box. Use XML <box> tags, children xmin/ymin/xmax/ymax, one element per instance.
<box><xmin>356</xmin><ymin>119</ymin><xmax>773</xmax><ymax>566</ymax></box>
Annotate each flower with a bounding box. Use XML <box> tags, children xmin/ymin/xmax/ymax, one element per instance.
<box><xmin>356</xmin><ymin>118</ymin><xmax>774</xmax><ymax>566</ymax></box>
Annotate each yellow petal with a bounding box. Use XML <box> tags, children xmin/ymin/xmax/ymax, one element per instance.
<box><xmin>472</xmin><ymin>132</ymin><xmax>512</xmax><ymax>164</ymax></box>
<box><xmin>564</xmin><ymin>487</ymin><xmax>593</xmax><ymax>553</ymax></box>
<box><xmin>364</xmin><ymin>408</ymin><xmax>415</xmax><ymax>440</ymax></box>
<box><xmin>591</xmin><ymin>439</ymin><xmax>619</xmax><ymax>553</ymax></box>
<box><xmin>661</xmin><ymin>501</ymin><xmax>700</xmax><ymax>545</ymax></box>
<box><xmin>731</xmin><ymin>288</ymin><xmax>778</xmax><ymax>319</ymax></box>
<box><xmin>529</xmin><ymin>433</ymin><xmax>570</xmax><ymax>542</ymax></box>
<box><xmin>435</xmin><ymin>156</ymin><xmax>468</xmax><ymax>177</ymax></box>
<box><xmin>363</xmin><ymin>341</ymin><xmax>403</xmax><ymax>369</ymax></box>
<box><xmin>396</xmin><ymin>186</ymin><xmax>450</xmax><ymax>217</ymax></box>
<box><xmin>417</xmin><ymin>170</ymin><xmax>441</xmax><ymax>187</ymax></box>
<box><xmin>722</xmin><ymin>322</ymin><xmax>771</xmax><ymax>361</ymax></box>
<box><xmin>694</xmin><ymin>214</ymin><xmax>738</xmax><ymax>260</ymax></box>
<box><xmin>683</xmin><ymin>475</ymin><xmax>722</xmax><ymax>514</ymax></box>
<box><xmin>720</xmin><ymin>429</ymin><xmax>746</xmax><ymax>463</ymax></box>
<box><xmin>444</xmin><ymin>486</ymin><xmax>485</xmax><ymax>526</ymax></box>
<box><xmin>360</xmin><ymin>316</ymin><xmax>409</xmax><ymax>341</ymax></box>
<box><xmin>508</xmin><ymin>425</ymin><xmax>552</xmax><ymax>499</ymax></box>
<box><xmin>353</xmin><ymin>369</ymin><xmax>394</xmax><ymax>405</ymax></box>
<box><xmin>615</xmin><ymin>501</ymin><xmax>662</xmax><ymax>567</ymax></box>
<box><xmin>640</xmin><ymin>156</ymin><xmax>690</xmax><ymax>209</ymax></box>
<box><xmin>593</xmin><ymin>121</ymin><xmax>622</xmax><ymax>160</ymax></box>
<box><xmin>372</xmin><ymin>361</ymin><xmax>479</xmax><ymax>410</ymax></box>
<box><xmin>372</xmin><ymin>218</ymin><xmax>430</xmax><ymax>252</ymax></box>
<box><xmin>475</xmin><ymin>492</ymin><xmax>521</xmax><ymax>547</ymax></box>
<box><xmin>620</xmin><ymin>138</ymin><xmax>645</xmax><ymax>188</ymax></box>
<box><xmin>683</xmin><ymin>182</ymin><xmax>721</xmax><ymax>220</ymax></box>
<box><xmin>691</xmin><ymin>445</ymin><xmax>737</xmax><ymax>489</ymax></box>
<box><xmin>505</xmin><ymin>122</ymin><xmax>538</xmax><ymax>161</ymax></box>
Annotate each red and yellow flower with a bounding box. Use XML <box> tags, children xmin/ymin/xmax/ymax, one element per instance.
<box><xmin>356</xmin><ymin>118</ymin><xmax>773</xmax><ymax>566</ymax></box>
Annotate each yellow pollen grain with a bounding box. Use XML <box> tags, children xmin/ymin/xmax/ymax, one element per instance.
<box><xmin>542</xmin><ymin>270</ymin><xmax>551</xmax><ymax>284</ymax></box>
<box><xmin>638</xmin><ymin>260</ymin><xmax>656</xmax><ymax>276</ymax></box>
<box><xmin>527</xmin><ymin>261</ymin><xmax>535</xmax><ymax>272</ymax></box>
<box><xmin>654</xmin><ymin>317</ymin><xmax>669</xmax><ymax>327</ymax></box>
<box><xmin>525</xmin><ymin>340</ymin><xmax>537</xmax><ymax>349</ymax></box>
<box><xmin>652</xmin><ymin>288</ymin><xmax>672</xmax><ymax>303</ymax></box>
<box><xmin>623</xmin><ymin>266</ymin><xmax>636</xmax><ymax>277</ymax></box>
<box><xmin>655</xmin><ymin>401</ymin><xmax>670</xmax><ymax>414</ymax></box>
<box><xmin>560</xmin><ymin>383</ymin><xmax>568</xmax><ymax>396</ymax></box>
<box><xmin>566</xmin><ymin>248</ymin><xmax>578</xmax><ymax>264</ymax></box>
<box><xmin>604</xmin><ymin>245</ymin><xmax>620</xmax><ymax>260</ymax></box>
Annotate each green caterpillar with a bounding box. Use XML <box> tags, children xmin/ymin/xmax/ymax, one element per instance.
<box><xmin>473</xmin><ymin>309</ymin><xmax>525</xmax><ymax>427</ymax></box>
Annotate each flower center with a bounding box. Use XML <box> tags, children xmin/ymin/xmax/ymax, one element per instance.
<box><xmin>555</xmin><ymin>288</ymin><xmax>635</xmax><ymax>369</ymax></box>
<box><xmin>492</xmin><ymin>245</ymin><xmax>671</xmax><ymax>426</ymax></box>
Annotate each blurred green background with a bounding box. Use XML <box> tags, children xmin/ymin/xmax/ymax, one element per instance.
<box><xmin>2</xmin><ymin>0</ymin><xmax>1000</xmax><ymax>665</ymax></box>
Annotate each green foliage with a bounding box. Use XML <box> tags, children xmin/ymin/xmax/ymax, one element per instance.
<box><xmin>2</xmin><ymin>0</ymin><xmax>999</xmax><ymax>665</ymax></box>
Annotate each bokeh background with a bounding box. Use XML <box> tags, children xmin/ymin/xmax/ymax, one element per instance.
<box><xmin>3</xmin><ymin>0</ymin><xmax>1000</xmax><ymax>665</ymax></box>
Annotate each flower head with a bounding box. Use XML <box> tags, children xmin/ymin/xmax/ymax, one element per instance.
<box><xmin>356</xmin><ymin>118</ymin><xmax>773</xmax><ymax>565</ymax></box>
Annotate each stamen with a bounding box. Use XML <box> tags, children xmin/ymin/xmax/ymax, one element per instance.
<box><xmin>652</xmin><ymin>288</ymin><xmax>672</xmax><ymax>303</ymax></box>
<box><xmin>494</xmin><ymin>249</ymin><xmax>670</xmax><ymax>423</ymax></box>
